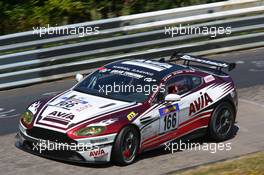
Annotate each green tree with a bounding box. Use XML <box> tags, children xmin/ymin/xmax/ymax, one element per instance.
<box><xmin>0</xmin><ymin>0</ymin><xmax>225</xmax><ymax>35</ymax></box>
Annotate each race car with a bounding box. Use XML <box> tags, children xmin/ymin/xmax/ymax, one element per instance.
<box><xmin>16</xmin><ymin>53</ymin><xmax>238</xmax><ymax>165</ymax></box>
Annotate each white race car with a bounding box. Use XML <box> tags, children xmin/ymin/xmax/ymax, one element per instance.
<box><xmin>16</xmin><ymin>53</ymin><xmax>237</xmax><ymax>165</ymax></box>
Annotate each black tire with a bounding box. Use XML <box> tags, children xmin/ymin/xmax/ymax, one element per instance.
<box><xmin>208</xmin><ymin>102</ymin><xmax>235</xmax><ymax>141</ymax></box>
<box><xmin>112</xmin><ymin>125</ymin><xmax>140</xmax><ymax>165</ymax></box>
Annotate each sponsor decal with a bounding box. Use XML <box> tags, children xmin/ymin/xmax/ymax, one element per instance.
<box><xmin>144</xmin><ymin>77</ymin><xmax>156</xmax><ymax>82</ymax></box>
<box><xmin>75</xmin><ymin>104</ymin><xmax>93</xmax><ymax>112</ymax></box>
<box><xmin>189</xmin><ymin>92</ymin><xmax>213</xmax><ymax>116</ymax></box>
<box><xmin>89</xmin><ymin>148</ymin><xmax>108</xmax><ymax>158</ymax></box>
<box><xmin>112</xmin><ymin>65</ymin><xmax>130</xmax><ymax>71</ymax></box>
<box><xmin>204</xmin><ymin>75</ymin><xmax>215</xmax><ymax>83</ymax></box>
<box><xmin>159</xmin><ymin>104</ymin><xmax>179</xmax><ymax>116</ymax></box>
<box><xmin>163</xmin><ymin>74</ymin><xmax>173</xmax><ymax>81</ymax></box>
<box><xmin>180</xmin><ymin>55</ymin><xmax>228</xmax><ymax>68</ymax></box>
<box><xmin>47</xmin><ymin>111</ymin><xmax>75</xmax><ymax>120</ymax></box>
<box><xmin>56</xmin><ymin>95</ymin><xmax>92</xmax><ymax>111</ymax></box>
<box><xmin>110</xmin><ymin>69</ymin><xmax>144</xmax><ymax>79</ymax></box>
<box><xmin>159</xmin><ymin>104</ymin><xmax>179</xmax><ymax>133</ymax></box>
<box><xmin>43</xmin><ymin>111</ymin><xmax>75</xmax><ymax>124</ymax></box>
<box><xmin>127</xmin><ymin>111</ymin><xmax>138</xmax><ymax>121</ymax></box>
<box><xmin>111</xmin><ymin>66</ymin><xmax>154</xmax><ymax>76</ymax></box>
<box><xmin>131</xmin><ymin>69</ymin><xmax>154</xmax><ymax>76</ymax></box>
<box><xmin>122</xmin><ymin>60</ymin><xmax>172</xmax><ymax>71</ymax></box>
<box><xmin>97</xmin><ymin>66</ymin><xmax>105</xmax><ymax>71</ymax></box>
<box><xmin>89</xmin><ymin>118</ymin><xmax>118</xmax><ymax>126</ymax></box>
<box><xmin>171</xmin><ymin>70</ymin><xmax>183</xmax><ymax>76</ymax></box>
<box><xmin>98</xmin><ymin>66</ymin><xmax>111</xmax><ymax>72</ymax></box>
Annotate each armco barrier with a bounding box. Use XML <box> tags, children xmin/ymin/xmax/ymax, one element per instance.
<box><xmin>0</xmin><ymin>0</ymin><xmax>263</xmax><ymax>90</ymax></box>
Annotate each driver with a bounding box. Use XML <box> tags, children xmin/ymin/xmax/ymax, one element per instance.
<box><xmin>168</xmin><ymin>84</ymin><xmax>179</xmax><ymax>94</ymax></box>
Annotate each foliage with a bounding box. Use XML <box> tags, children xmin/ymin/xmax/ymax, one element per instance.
<box><xmin>0</xmin><ymin>0</ymin><xmax>225</xmax><ymax>35</ymax></box>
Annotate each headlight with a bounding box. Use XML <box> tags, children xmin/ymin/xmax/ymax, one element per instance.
<box><xmin>73</xmin><ymin>126</ymin><xmax>105</xmax><ymax>136</ymax></box>
<box><xmin>21</xmin><ymin>111</ymin><xmax>34</xmax><ymax>126</ymax></box>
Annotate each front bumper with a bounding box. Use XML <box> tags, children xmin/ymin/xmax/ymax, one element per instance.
<box><xmin>16</xmin><ymin>124</ymin><xmax>117</xmax><ymax>163</ymax></box>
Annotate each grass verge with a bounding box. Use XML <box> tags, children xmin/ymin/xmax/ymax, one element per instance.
<box><xmin>171</xmin><ymin>151</ymin><xmax>264</xmax><ymax>175</ymax></box>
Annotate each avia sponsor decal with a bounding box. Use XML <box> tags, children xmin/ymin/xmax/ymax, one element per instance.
<box><xmin>127</xmin><ymin>111</ymin><xmax>138</xmax><ymax>121</ymax></box>
<box><xmin>42</xmin><ymin>111</ymin><xmax>75</xmax><ymax>125</ymax></box>
<box><xmin>189</xmin><ymin>92</ymin><xmax>213</xmax><ymax>116</ymax></box>
<box><xmin>89</xmin><ymin>148</ymin><xmax>108</xmax><ymax>158</ymax></box>
<box><xmin>159</xmin><ymin>104</ymin><xmax>179</xmax><ymax>116</ymax></box>
<box><xmin>48</xmin><ymin>111</ymin><xmax>75</xmax><ymax>120</ymax></box>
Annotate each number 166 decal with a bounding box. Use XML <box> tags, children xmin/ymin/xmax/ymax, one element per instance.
<box><xmin>159</xmin><ymin>104</ymin><xmax>179</xmax><ymax>133</ymax></box>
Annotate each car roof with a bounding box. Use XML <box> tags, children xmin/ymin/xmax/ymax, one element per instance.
<box><xmin>105</xmin><ymin>59</ymin><xmax>189</xmax><ymax>80</ymax></box>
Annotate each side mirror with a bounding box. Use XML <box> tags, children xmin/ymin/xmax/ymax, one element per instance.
<box><xmin>165</xmin><ymin>94</ymin><xmax>181</xmax><ymax>102</ymax></box>
<box><xmin>75</xmin><ymin>73</ymin><xmax>84</xmax><ymax>82</ymax></box>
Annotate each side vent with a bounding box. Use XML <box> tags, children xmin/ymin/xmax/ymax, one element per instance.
<box><xmin>139</xmin><ymin>116</ymin><xmax>153</xmax><ymax>124</ymax></box>
<box><xmin>99</xmin><ymin>103</ymin><xmax>116</xmax><ymax>109</ymax></box>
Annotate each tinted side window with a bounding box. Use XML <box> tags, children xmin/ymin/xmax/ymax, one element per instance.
<box><xmin>166</xmin><ymin>75</ymin><xmax>202</xmax><ymax>95</ymax></box>
<box><xmin>191</xmin><ymin>76</ymin><xmax>202</xmax><ymax>89</ymax></box>
<box><xmin>151</xmin><ymin>75</ymin><xmax>202</xmax><ymax>105</ymax></box>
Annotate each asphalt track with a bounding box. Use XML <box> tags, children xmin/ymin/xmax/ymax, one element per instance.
<box><xmin>0</xmin><ymin>47</ymin><xmax>263</xmax><ymax>175</ymax></box>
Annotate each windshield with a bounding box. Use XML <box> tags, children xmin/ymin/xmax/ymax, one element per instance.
<box><xmin>73</xmin><ymin>68</ymin><xmax>159</xmax><ymax>103</ymax></box>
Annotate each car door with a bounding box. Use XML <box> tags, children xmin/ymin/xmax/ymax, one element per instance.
<box><xmin>158</xmin><ymin>100</ymin><xmax>180</xmax><ymax>134</ymax></box>
<box><xmin>157</xmin><ymin>75</ymin><xmax>189</xmax><ymax>135</ymax></box>
<box><xmin>157</xmin><ymin>75</ymin><xmax>203</xmax><ymax>136</ymax></box>
<box><xmin>139</xmin><ymin>75</ymin><xmax>202</xmax><ymax>148</ymax></box>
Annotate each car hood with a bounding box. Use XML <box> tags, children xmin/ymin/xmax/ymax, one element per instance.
<box><xmin>34</xmin><ymin>90</ymin><xmax>136</xmax><ymax>130</ymax></box>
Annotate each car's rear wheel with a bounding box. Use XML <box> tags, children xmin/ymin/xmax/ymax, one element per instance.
<box><xmin>112</xmin><ymin>125</ymin><xmax>139</xmax><ymax>165</ymax></box>
<box><xmin>208</xmin><ymin>102</ymin><xmax>235</xmax><ymax>141</ymax></box>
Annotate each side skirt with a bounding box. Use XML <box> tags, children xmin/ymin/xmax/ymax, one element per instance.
<box><xmin>140</xmin><ymin>127</ymin><xmax>208</xmax><ymax>153</ymax></box>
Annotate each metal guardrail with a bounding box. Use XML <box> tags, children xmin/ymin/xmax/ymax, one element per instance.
<box><xmin>0</xmin><ymin>0</ymin><xmax>264</xmax><ymax>90</ymax></box>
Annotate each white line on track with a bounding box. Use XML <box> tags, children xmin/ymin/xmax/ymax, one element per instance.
<box><xmin>0</xmin><ymin>108</ymin><xmax>20</xmax><ymax>119</ymax></box>
<box><xmin>235</xmin><ymin>61</ymin><xmax>245</xmax><ymax>64</ymax></box>
<box><xmin>0</xmin><ymin>114</ymin><xmax>19</xmax><ymax>118</ymax></box>
<box><xmin>249</xmin><ymin>69</ymin><xmax>264</xmax><ymax>72</ymax></box>
<box><xmin>0</xmin><ymin>109</ymin><xmax>15</xmax><ymax>114</ymax></box>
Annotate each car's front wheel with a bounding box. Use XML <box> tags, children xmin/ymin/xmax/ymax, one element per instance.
<box><xmin>208</xmin><ymin>102</ymin><xmax>235</xmax><ymax>141</ymax></box>
<box><xmin>112</xmin><ymin>125</ymin><xmax>139</xmax><ymax>165</ymax></box>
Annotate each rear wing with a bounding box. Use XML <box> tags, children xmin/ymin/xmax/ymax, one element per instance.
<box><xmin>169</xmin><ymin>52</ymin><xmax>236</xmax><ymax>71</ymax></box>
